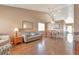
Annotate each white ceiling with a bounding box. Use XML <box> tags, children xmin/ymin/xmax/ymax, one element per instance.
<box><xmin>4</xmin><ymin>4</ymin><xmax>70</xmax><ymax>13</ymax></box>
<box><xmin>4</xmin><ymin>4</ymin><xmax>74</xmax><ymax>23</ymax></box>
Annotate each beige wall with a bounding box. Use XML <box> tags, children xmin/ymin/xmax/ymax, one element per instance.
<box><xmin>0</xmin><ymin>5</ymin><xmax>51</xmax><ymax>34</ymax></box>
<box><xmin>74</xmin><ymin>4</ymin><xmax>79</xmax><ymax>40</ymax></box>
<box><xmin>74</xmin><ymin>5</ymin><xmax>79</xmax><ymax>32</ymax></box>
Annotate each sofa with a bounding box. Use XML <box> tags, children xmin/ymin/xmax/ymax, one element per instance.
<box><xmin>21</xmin><ymin>32</ymin><xmax>42</xmax><ymax>43</ymax></box>
<box><xmin>0</xmin><ymin>34</ymin><xmax>11</xmax><ymax>55</ymax></box>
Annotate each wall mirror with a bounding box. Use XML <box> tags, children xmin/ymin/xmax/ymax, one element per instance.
<box><xmin>22</xmin><ymin>21</ymin><xmax>33</xmax><ymax>29</ymax></box>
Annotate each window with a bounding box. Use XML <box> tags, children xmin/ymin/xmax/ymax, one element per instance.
<box><xmin>38</xmin><ymin>22</ymin><xmax>45</xmax><ymax>31</ymax></box>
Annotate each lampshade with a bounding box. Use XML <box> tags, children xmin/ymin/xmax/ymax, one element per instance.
<box><xmin>14</xmin><ymin>28</ymin><xmax>19</xmax><ymax>32</ymax></box>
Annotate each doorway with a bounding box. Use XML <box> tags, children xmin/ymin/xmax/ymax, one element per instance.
<box><xmin>66</xmin><ymin>25</ymin><xmax>73</xmax><ymax>43</ymax></box>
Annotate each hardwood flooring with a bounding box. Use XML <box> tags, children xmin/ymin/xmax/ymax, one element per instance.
<box><xmin>10</xmin><ymin>37</ymin><xmax>74</xmax><ymax>55</ymax></box>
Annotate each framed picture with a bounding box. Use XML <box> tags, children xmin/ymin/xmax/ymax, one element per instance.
<box><xmin>22</xmin><ymin>21</ymin><xmax>33</xmax><ymax>29</ymax></box>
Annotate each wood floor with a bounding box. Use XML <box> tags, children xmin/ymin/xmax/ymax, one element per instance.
<box><xmin>10</xmin><ymin>37</ymin><xmax>74</xmax><ymax>55</ymax></box>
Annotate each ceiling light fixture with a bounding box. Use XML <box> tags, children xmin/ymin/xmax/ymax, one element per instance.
<box><xmin>48</xmin><ymin>8</ymin><xmax>56</xmax><ymax>23</ymax></box>
<box><xmin>48</xmin><ymin>7</ymin><xmax>66</xmax><ymax>23</ymax></box>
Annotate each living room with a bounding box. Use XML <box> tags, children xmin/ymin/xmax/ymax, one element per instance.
<box><xmin>0</xmin><ymin>4</ymin><xmax>75</xmax><ymax>55</ymax></box>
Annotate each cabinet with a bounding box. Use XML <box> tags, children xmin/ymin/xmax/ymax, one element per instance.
<box><xmin>75</xmin><ymin>41</ymin><xmax>79</xmax><ymax>55</ymax></box>
<box><xmin>12</xmin><ymin>36</ymin><xmax>23</xmax><ymax>45</ymax></box>
<box><xmin>47</xmin><ymin>20</ymin><xmax>65</xmax><ymax>39</ymax></box>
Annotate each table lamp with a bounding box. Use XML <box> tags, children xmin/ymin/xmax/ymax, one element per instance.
<box><xmin>14</xmin><ymin>28</ymin><xmax>19</xmax><ymax>37</ymax></box>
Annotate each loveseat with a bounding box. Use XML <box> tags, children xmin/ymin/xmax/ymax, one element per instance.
<box><xmin>21</xmin><ymin>32</ymin><xmax>42</xmax><ymax>43</ymax></box>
